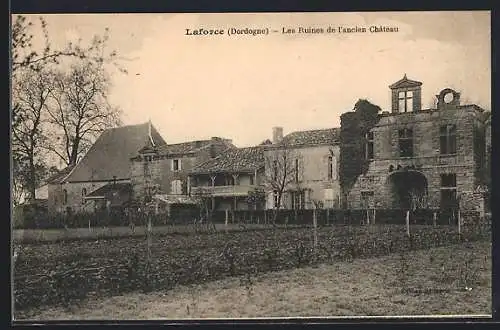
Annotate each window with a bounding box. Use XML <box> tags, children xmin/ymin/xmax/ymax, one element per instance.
<box><xmin>172</xmin><ymin>159</ymin><xmax>181</xmax><ymax>171</ymax></box>
<box><xmin>291</xmin><ymin>191</ymin><xmax>305</xmax><ymax>210</ymax></box>
<box><xmin>273</xmin><ymin>190</ymin><xmax>279</xmax><ymax>208</ymax></box>
<box><xmin>361</xmin><ymin>191</ymin><xmax>374</xmax><ymax>208</ymax></box>
<box><xmin>365</xmin><ymin>131</ymin><xmax>374</xmax><ymax>160</ymax></box>
<box><xmin>63</xmin><ymin>189</ymin><xmax>68</xmax><ymax>205</ymax></box>
<box><xmin>328</xmin><ymin>156</ymin><xmax>333</xmax><ymax>180</ymax></box>
<box><xmin>440</xmin><ymin>124</ymin><xmax>457</xmax><ymax>155</ymax></box>
<box><xmin>171</xmin><ymin>180</ymin><xmax>183</xmax><ymax>195</ymax></box>
<box><xmin>398</xmin><ymin>90</ymin><xmax>414</xmax><ymax>113</ymax></box>
<box><xmin>81</xmin><ymin>188</ymin><xmax>87</xmax><ymax>204</ymax></box>
<box><xmin>295</xmin><ymin>158</ymin><xmax>300</xmax><ymax>183</ymax></box>
<box><xmin>398</xmin><ymin>128</ymin><xmax>414</xmax><ymax>157</ymax></box>
<box><xmin>440</xmin><ymin>173</ymin><xmax>458</xmax><ymax>209</ymax></box>
<box><xmin>273</xmin><ymin>160</ymin><xmax>278</xmax><ymax>180</ymax></box>
<box><xmin>327</xmin><ymin>155</ymin><xmax>337</xmax><ymax>180</ymax></box>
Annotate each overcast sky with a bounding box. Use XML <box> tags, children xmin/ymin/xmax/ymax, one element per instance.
<box><xmin>20</xmin><ymin>11</ymin><xmax>491</xmax><ymax>147</ymax></box>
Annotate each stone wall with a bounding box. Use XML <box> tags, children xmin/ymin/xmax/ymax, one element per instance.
<box><xmin>130</xmin><ymin>141</ymin><xmax>230</xmax><ymax>203</ymax></box>
<box><xmin>348</xmin><ymin>106</ymin><xmax>483</xmax><ymax>209</ymax></box>
<box><xmin>48</xmin><ymin>181</ymin><xmax>110</xmax><ymax>214</ymax></box>
<box><xmin>131</xmin><ymin>155</ymin><xmax>198</xmax><ymax>202</ymax></box>
<box><xmin>264</xmin><ymin>144</ymin><xmax>341</xmax><ymax>209</ymax></box>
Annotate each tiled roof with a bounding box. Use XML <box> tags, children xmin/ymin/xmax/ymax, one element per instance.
<box><xmin>153</xmin><ymin>194</ymin><xmax>198</xmax><ymax>205</ymax></box>
<box><xmin>278</xmin><ymin>128</ymin><xmax>340</xmax><ymax>147</ymax></box>
<box><xmin>46</xmin><ymin>165</ymin><xmax>76</xmax><ymax>184</ymax></box>
<box><xmin>63</xmin><ymin>123</ymin><xmax>166</xmax><ymax>182</ymax></box>
<box><xmin>137</xmin><ymin>138</ymin><xmax>235</xmax><ymax>157</ymax></box>
<box><xmin>190</xmin><ymin>146</ymin><xmax>265</xmax><ymax>174</ymax></box>
<box><xmin>86</xmin><ymin>182</ymin><xmax>131</xmax><ymax>197</ymax></box>
<box><xmin>156</xmin><ymin>140</ymin><xmax>213</xmax><ymax>155</ymax></box>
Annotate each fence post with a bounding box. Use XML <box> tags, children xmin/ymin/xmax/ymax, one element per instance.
<box><xmin>373</xmin><ymin>208</ymin><xmax>376</xmax><ymax>225</ymax></box>
<box><xmin>313</xmin><ymin>208</ymin><xmax>318</xmax><ymax>250</ymax></box>
<box><xmin>225</xmin><ymin>209</ymin><xmax>229</xmax><ymax>230</ymax></box>
<box><xmin>458</xmin><ymin>209</ymin><xmax>461</xmax><ymax>238</ymax></box>
<box><xmin>406</xmin><ymin>210</ymin><xmax>410</xmax><ymax>237</ymax></box>
<box><xmin>326</xmin><ymin>208</ymin><xmax>330</xmax><ymax>226</ymax></box>
<box><xmin>433</xmin><ymin>211</ymin><xmax>437</xmax><ymax>227</ymax></box>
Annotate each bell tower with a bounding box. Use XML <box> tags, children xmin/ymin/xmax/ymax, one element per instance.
<box><xmin>389</xmin><ymin>74</ymin><xmax>423</xmax><ymax>114</ymax></box>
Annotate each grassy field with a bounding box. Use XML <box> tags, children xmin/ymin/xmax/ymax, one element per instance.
<box><xmin>16</xmin><ymin>241</ymin><xmax>491</xmax><ymax>320</ymax></box>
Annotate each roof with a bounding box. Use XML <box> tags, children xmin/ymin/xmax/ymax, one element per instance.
<box><xmin>136</xmin><ymin>137</ymin><xmax>235</xmax><ymax>157</ymax></box>
<box><xmin>277</xmin><ymin>128</ymin><xmax>340</xmax><ymax>148</ymax></box>
<box><xmin>190</xmin><ymin>146</ymin><xmax>265</xmax><ymax>174</ymax></box>
<box><xmin>156</xmin><ymin>140</ymin><xmax>214</xmax><ymax>155</ymax></box>
<box><xmin>62</xmin><ymin>122</ymin><xmax>166</xmax><ymax>182</ymax></box>
<box><xmin>153</xmin><ymin>194</ymin><xmax>198</xmax><ymax>205</ymax></box>
<box><xmin>85</xmin><ymin>182</ymin><xmax>132</xmax><ymax>198</ymax></box>
<box><xmin>46</xmin><ymin>165</ymin><xmax>76</xmax><ymax>184</ymax></box>
<box><xmin>389</xmin><ymin>74</ymin><xmax>422</xmax><ymax>89</ymax></box>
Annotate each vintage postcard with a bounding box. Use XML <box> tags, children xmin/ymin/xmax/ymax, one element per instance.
<box><xmin>11</xmin><ymin>11</ymin><xmax>491</xmax><ymax>320</ymax></box>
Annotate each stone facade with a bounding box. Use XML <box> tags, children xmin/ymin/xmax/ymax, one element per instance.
<box><xmin>48</xmin><ymin>180</ymin><xmax>112</xmax><ymax>214</ymax></box>
<box><xmin>348</xmin><ymin>76</ymin><xmax>488</xmax><ymax>211</ymax></box>
<box><xmin>264</xmin><ymin>141</ymin><xmax>341</xmax><ymax>210</ymax></box>
<box><xmin>130</xmin><ymin>138</ymin><xmax>233</xmax><ymax>203</ymax></box>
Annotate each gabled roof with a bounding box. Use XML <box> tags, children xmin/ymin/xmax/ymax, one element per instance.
<box><xmin>190</xmin><ymin>146</ymin><xmax>265</xmax><ymax>174</ymax></box>
<box><xmin>389</xmin><ymin>74</ymin><xmax>422</xmax><ymax>89</ymax></box>
<box><xmin>277</xmin><ymin>128</ymin><xmax>340</xmax><ymax>148</ymax></box>
<box><xmin>62</xmin><ymin>122</ymin><xmax>166</xmax><ymax>183</ymax></box>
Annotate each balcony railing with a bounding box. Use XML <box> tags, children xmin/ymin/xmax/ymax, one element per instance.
<box><xmin>191</xmin><ymin>185</ymin><xmax>255</xmax><ymax>197</ymax></box>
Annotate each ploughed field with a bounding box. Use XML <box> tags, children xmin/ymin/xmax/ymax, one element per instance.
<box><xmin>13</xmin><ymin>224</ymin><xmax>489</xmax><ymax>316</ymax></box>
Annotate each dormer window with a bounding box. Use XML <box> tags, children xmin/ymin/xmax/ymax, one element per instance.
<box><xmin>389</xmin><ymin>74</ymin><xmax>422</xmax><ymax>113</ymax></box>
<box><xmin>398</xmin><ymin>91</ymin><xmax>414</xmax><ymax>113</ymax></box>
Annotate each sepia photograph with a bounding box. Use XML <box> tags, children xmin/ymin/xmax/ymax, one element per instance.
<box><xmin>11</xmin><ymin>11</ymin><xmax>492</xmax><ymax>320</ymax></box>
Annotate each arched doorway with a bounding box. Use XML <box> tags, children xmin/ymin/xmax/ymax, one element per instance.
<box><xmin>386</xmin><ymin>170</ymin><xmax>428</xmax><ymax>210</ymax></box>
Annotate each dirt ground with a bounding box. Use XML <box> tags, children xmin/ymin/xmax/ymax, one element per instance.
<box><xmin>15</xmin><ymin>240</ymin><xmax>491</xmax><ymax>320</ymax></box>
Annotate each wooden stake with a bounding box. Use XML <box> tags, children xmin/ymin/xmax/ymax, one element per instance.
<box><xmin>458</xmin><ymin>209</ymin><xmax>461</xmax><ymax>237</ymax></box>
<box><xmin>406</xmin><ymin>210</ymin><xmax>410</xmax><ymax>237</ymax></box>
<box><xmin>313</xmin><ymin>208</ymin><xmax>318</xmax><ymax>250</ymax></box>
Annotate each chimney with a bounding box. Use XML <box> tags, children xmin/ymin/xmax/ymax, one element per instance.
<box><xmin>272</xmin><ymin>127</ymin><xmax>283</xmax><ymax>144</ymax></box>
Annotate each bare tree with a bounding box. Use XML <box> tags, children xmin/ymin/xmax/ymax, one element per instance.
<box><xmin>11</xmin><ymin>66</ymin><xmax>54</xmax><ymax>201</ymax></box>
<box><xmin>12</xmin><ymin>15</ymin><xmax>128</xmax><ymax>75</ymax></box>
<box><xmin>11</xmin><ymin>14</ymin><xmax>128</xmax><ymax>201</ymax></box>
<box><xmin>44</xmin><ymin>60</ymin><xmax>122</xmax><ymax>166</ymax></box>
<box><xmin>264</xmin><ymin>141</ymin><xmax>299</xmax><ymax>225</ymax></box>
